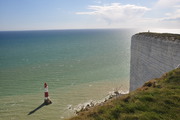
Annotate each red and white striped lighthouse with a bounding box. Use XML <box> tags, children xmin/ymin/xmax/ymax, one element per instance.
<box><xmin>44</xmin><ymin>82</ymin><xmax>52</xmax><ymax>105</ymax></box>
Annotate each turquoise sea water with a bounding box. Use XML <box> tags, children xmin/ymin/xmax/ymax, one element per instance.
<box><xmin>0</xmin><ymin>29</ymin><xmax>135</xmax><ymax>119</ymax></box>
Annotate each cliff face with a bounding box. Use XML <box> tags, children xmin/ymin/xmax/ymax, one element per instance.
<box><xmin>130</xmin><ymin>32</ymin><xmax>180</xmax><ymax>91</ymax></box>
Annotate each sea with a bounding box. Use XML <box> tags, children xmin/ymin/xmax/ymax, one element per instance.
<box><xmin>0</xmin><ymin>29</ymin><xmax>135</xmax><ymax>119</ymax></box>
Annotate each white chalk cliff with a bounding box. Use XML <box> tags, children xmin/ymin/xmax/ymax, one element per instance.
<box><xmin>130</xmin><ymin>32</ymin><xmax>180</xmax><ymax>91</ymax></box>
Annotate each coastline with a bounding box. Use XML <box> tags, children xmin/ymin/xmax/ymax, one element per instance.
<box><xmin>0</xmin><ymin>79</ymin><xmax>129</xmax><ymax>120</ymax></box>
<box><xmin>69</xmin><ymin>89</ymin><xmax>129</xmax><ymax>114</ymax></box>
<box><xmin>67</xmin><ymin>68</ymin><xmax>180</xmax><ymax>120</ymax></box>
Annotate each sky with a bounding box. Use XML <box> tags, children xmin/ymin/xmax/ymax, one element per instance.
<box><xmin>0</xmin><ymin>0</ymin><xmax>180</xmax><ymax>31</ymax></box>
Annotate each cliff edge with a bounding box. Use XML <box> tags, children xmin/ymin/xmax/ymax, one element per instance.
<box><xmin>130</xmin><ymin>32</ymin><xmax>180</xmax><ymax>91</ymax></box>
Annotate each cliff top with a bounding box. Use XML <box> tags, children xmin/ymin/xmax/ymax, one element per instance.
<box><xmin>67</xmin><ymin>68</ymin><xmax>180</xmax><ymax>120</ymax></box>
<box><xmin>135</xmin><ymin>32</ymin><xmax>180</xmax><ymax>42</ymax></box>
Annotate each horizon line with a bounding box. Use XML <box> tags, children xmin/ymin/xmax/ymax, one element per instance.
<box><xmin>0</xmin><ymin>27</ymin><xmax>137</xmax><ymax>32</ymax></box>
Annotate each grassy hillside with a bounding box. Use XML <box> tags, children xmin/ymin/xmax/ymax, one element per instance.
<box><xmin>68</xmin><ymin>68</ymin><xmax>180</xmax><ymax>120</ymax></box>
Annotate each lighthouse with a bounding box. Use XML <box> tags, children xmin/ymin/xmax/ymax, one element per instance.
<box><xmin>44</xmin><ymin>82</ymin><xmax>52</xmax><ymax>105</ymax></box>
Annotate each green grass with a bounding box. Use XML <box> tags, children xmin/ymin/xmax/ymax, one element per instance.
<box><xmin>136</xmin><ymin>32</ymin><xmax>180</xmax><ymax>41</ymax></box>
<box><xmin>68</xmin><ymin>68</ymin><xmax>180</xmax><ymax>120</ymax></box>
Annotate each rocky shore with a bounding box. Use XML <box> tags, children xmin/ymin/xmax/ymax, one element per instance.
<box><xmin>67</xmin><ymin>90</ymin><xmax>128</xmax><ymax>114</ymax></box>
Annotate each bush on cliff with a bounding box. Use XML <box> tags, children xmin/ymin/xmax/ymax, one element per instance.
<box><xmin>68</xmin><ymin>68</ymin><xmax>180</xmax><ymax>120</ymax></box>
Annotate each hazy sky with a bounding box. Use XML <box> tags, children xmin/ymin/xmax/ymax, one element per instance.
<box><xmin>0</xmin><ymin>0</ymin><xmax>180</xmax><ymax>31</ymax></box>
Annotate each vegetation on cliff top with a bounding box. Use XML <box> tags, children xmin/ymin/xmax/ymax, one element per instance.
<box><xmin>136</xmin><ymin>32</ymin><xmax>180</xmax><ymax>41</ymax></box>
<box><xmin>68</xmin><ymin>68</ymin><xmax>180</xmax><ymax>120</ymax></box>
